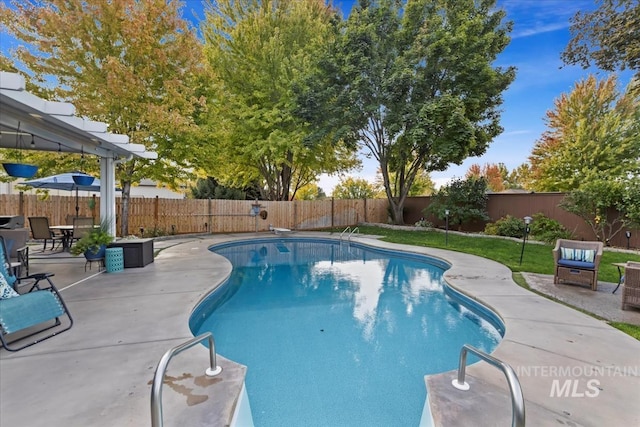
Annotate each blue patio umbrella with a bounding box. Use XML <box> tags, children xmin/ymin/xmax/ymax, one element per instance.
<box><xmin>23</xmin><ymin>172</ymin><xmax>101</xmax><ymax>218</ymax></box>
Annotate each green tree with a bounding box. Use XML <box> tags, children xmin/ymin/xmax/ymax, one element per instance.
<box><xmin>296</xmin><ymin>183</ymin><xmax>326</xmax><ymax>200</ymax></box>
<box><xmin>506</xmin><ymin>163</ymin><xmax>531</xmax><ymax>190</ymax></box>
<box><xmin>201</xmin><ymin>0</ymin><xmax>357</xmax><ymax>201</ymax></box>
<box><xmin>0</xmin><ymin>53</ymin><xmax>17</xmax><ymax>72</ymax></box>
<box><xmin>408</xmin><ymin>170</ymin><xmax>436</xmax><ymax>196</ymax></box>
<box><xmin>528</xmin><ymin>75</ymin><xmax>640</xmax><ymax>192</ymax></box>
<box><xmin>332</xmin><ymin>177</ymin><xmax>376</xmax><ymax>199</ymax></box>
<box><xmin>1</xmin><ymin>0</ymin><xmax>208</xmax><ymax>236</ymax></box>
<box><xmin>562</xmin><ymin>0</ymin><xmax>640</xmax><ymax>79</ymax></box>
<box><xmin>190</xmin><ymin>177</ymin><xmax>261</xmax><ymax>200</ymax></box>
<box><xmin>425</xmin><ymin>176</ymin><xmax>489</xmax><ymax>230</ymax></box>
<box><xmin>372</xmin><ymin>169</ymin><xmax>434</xmax><ymax>198</ymax></box>
<box><xmin>559</xmin><ymin>180</ymin><xmax>639</xmax><ymax>243</ymax></box>
<box><xmin>296</xmin><ymin>0</ymin><xmax>515</xmax><ymax>224</ymax></box>
<box><xmin>623</xmin><ymin>178</ymin><xmax>640</xmax><ymax>226</ymax></box>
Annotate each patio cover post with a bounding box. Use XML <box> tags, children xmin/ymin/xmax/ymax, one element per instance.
<box><xmin>100</xmin><ymin>157</ymin><xmax>117</xmax><ymax>237</ymax></box>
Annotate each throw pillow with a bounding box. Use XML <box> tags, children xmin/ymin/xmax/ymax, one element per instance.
<box><xmin>0</xmin><ymin>272</ymin><xmax>19</xmax><ymax>299</ymax></box>
<box><xmin>582</xmin><ymin>249</ymin><xmax>595</xmax><ymax>263</ymax></box>
<box><xmin>0</xmin><ymin>243</ymin><xmax>17</xmax><ymax>288</ymax></box>
<box><xmin>561</xmin><ymin>247</ymin><xmax>575</xmax><ymax>261</ymax></box>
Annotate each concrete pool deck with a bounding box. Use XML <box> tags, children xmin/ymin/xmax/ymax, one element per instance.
<box><xmin>1</xmin><ymin>232</ymin><xmax>639</xmax><ymax>426</ymax></box>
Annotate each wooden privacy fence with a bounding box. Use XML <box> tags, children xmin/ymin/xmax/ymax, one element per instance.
<box><xmin>0</xmin><ymin>194</ymin><xmax>389</xmax><ymax>236</ymax></box>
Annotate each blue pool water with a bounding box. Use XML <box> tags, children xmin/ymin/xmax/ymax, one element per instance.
<box><xmin>190</xmin><ymin>239</ymin><xmax>503</xmax><ymax>427</ymax></box>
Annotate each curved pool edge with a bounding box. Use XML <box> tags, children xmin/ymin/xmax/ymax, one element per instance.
<box><xmin>193</xmin><ymin>233</ymin><xmax>510</xmax><ymax>427</ymax></box>
<box><xmin>189</xmin><ymin>232</ymin><xmax>640</xmax><ymax>426</ymax></box>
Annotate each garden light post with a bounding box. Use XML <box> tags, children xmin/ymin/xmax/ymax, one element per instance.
<box><xmin>626</xmin><ymin>231</ymin><xmax>631</xmax><ymax>249</ymax></box>
<box><xmin>519</xmin><ymin>216</ymin><xmax>533</xmax><ymax>265</ymax></box>
<box><xmin>445</xmin><ymin>209</ymin><xmax>450</xmax><ymax>246</ymax></box>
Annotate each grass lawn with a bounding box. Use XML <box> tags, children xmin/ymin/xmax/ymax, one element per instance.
<box><xmin>343</xmin><ymin>224</ymin><xmax>640</xmax><ymax>339</ymax></box>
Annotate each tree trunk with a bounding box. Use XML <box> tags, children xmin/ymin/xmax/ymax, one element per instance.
<box><xmin>389</xmin><ymin>200</ymin><xmax>405</xmax><ymax>225</ymax></box>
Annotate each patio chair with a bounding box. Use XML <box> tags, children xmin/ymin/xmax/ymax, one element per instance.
<box><xmin>70</xmin><ymin>217</ymin><xmax>94</xmax><ymax>247</ymax></box>
<box><xmin>0</xmin><ymin>236</ymin><xmax>73</xmax><ymax>352</ymax></box>
<box><xmin>28</xmin><ymin>216</ymin><xmax>65</xmax><ymax>251</ymax></box>
<box><xmin>621</xmin><ymin>262</ymin><xmax>640</xmax><ymax>311</ymax></box>
<box><xmin>0</xmin><ymin>229</ymin><xmax>29</xmax><ymax>279</ymax></box>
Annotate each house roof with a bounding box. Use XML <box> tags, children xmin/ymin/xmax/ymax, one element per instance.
<box><xmin>0</xmin><ymin>71</ymin><xmax>157</xmax><ymax>160</ymax></box>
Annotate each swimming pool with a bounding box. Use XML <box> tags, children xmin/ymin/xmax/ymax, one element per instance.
<box><xmin>190</xmin><ymin>238</ymin><xmax>503</xmax><ymax>427</ymax></box>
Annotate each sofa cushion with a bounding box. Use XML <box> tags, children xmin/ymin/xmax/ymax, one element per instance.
<box><xmin>557</xmin><ymin>259</ymin><xmax>596</xmax><ymax>270</ymax></box>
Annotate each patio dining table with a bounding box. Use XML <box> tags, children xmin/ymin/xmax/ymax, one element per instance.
<box><xmin>49</xmin><ymin>225</ymin><xmax>75</xmax><ymax>251</ymax></box>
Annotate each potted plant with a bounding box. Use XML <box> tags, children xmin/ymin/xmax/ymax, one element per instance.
<box><xmin>70</xmin><ymin>220</ymin><xmax>114</xmax><ymax>260</ymax></box>
<box><xmin>2</xmin><ymin>126</ymin><xmax>39</xmax><ymax>178</ymax></box>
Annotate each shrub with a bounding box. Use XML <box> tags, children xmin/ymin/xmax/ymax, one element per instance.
<box><xmin>530</xmin><ymin>213</ymin><xmax>574</xmax><ymax>243</ymax></box>
<box><xmin>414</xmin><ymin>218</ymin><xmax>433</xmax><ymax>228</ymax></box>
<box><xmin>424</xmin><ymin>177</ymin><xmax>489</xmax><ymax>230</ymax></box>
<box><xmin>484</xmin><ymin>215</ymin><xmax>524</xmax><ymax>238</ymax></box>
<box><xmin>484</xmin><ymin>222</ymin><xmax>499</xmax><ymax>235</ymax></box>
<box><xmin>141</xmin><ymin>227</ymin><xmax>167</xmax><ymax>238</ymax></box>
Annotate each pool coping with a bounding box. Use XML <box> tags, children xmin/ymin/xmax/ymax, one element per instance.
<box><xmin>1</xmin><ymin>232</ymin><xmax>638</xmax><ymax>426</ymax></box>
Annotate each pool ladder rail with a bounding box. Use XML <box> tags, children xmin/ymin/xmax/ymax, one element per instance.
<box><xmin>340</xmin><ymin>226</ymin><xmax>360</xmax><ymax>241</ymax></box>
<box><xmin>451</xmin><ymin>344</ymin><xmax>525</xmax><ymax>427</ymax></box>
<box><xmin>151</xmin><ymin>332</ymin><xmax>223</xmax><ymax>427</ymax></box>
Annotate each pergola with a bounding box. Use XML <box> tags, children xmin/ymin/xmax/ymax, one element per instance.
<box><xmin>0</xmin><ymin>71</ymin><xmax>158</xmax><ymax>236</ymax></box>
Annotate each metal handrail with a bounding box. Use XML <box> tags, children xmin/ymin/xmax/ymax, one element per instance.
<box><xmin>151</xmin><ymin>332</ymin><xmax>223</xmax><ymax>427</ymax></box>
<box><xmin>348</xmin><ymin>227</ymin><xmax>359</xmax><ymax>241</ymax></box>
<box><xmin>451</xmin><ymin>344</ymin><xmax>525</xmax><ymax>427</ymax></box>
<box><xmin>340</xmin><ymin>226</ymin><xmax>351</xmax><ymax>240</ymax></box>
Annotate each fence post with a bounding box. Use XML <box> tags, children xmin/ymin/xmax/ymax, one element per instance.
<box><xmin>208</xmin><ymin>198</ymin><xmax>212</xmax><ymax>233</ymax></box>
<box><xmin>363</xmin><ymin>198</ymin><xmax>367</xmax><ymax>223</ymax></box>
<box><xmin>331</xmin><ymin>197</ymin><xmax>334</xmax><ymax>229</ymax></box>
<box><xmin>154</xmin><ymin>196</ymin><xmax>159</xmax><ymax>231</ymax></box>
<box><xmin>90</xmin><ymin>195</ymin><xmax>97</xmax><ymax>220</ymax></box>
<box><xmin>293</xmin><ymin>200</ymin><xmax>297</xmax><ymax>230</ymax></box>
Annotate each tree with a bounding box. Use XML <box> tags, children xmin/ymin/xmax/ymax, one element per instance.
<box><xmin>1</xmin><ymin>0</ymin><xmax>208</xmax><ymax>236</ymax></box>
<box><xmin>296</xmin><ymin>0</ymin><xmax>515</xmax><ymax>224</ymax></box>
<box><xmin>562</xmin><ymin>0</ymin><xmax>640</xmax><ymax>79</ymax></box>
<box><xmin>559</xmin><ymin>179</ymin><xmax>639</xmax><ymax>243</ymax></box>
<box><xmin>407</xmin><ymin>170</ymin><xmax>436</xmax><ymax>196</ymax></box>
<box><xmin>201</xmin><ymin>0</ymin><xmax>358</xmax><ymax>201</ymax></box>
<box><xmin>332</xmin><ymin>177</ymin><xmax>376</xmax><ymax>199</ymax></box>
<box><xmin>623</xmin><ymin>178</ymin><xmax>640</xmax><ymax>226</ymax></box>
<box><xmin>190</xmin><ymin>177</ymin><xmax>261</xmax><ymax>200</ymax></box>
<box><xmin>528</xmin><ymin>75</ymin><xmax>640</xmax><ymax>192</ymax></box>
<box><xmin>466</xmin><ymin>163</ymin><xmax>508</xmax><ymax>192</ymax></box>
<box><xmin>296</xmin><ymin>183</ymin><xmax>326</xmax><ymax>200</ymax></box>
<box><xmin>372</xmin><ymin>169</ymin><xmax>435</xmax><ymax>197</ymax></box>
<box><xmin>506</xmin><ymin>163</ymin><xmax>532</xmax><ymax>190</ymax></box>
<box><xmin>424</xmin><ymin>176</ymin><xmax>489</xmax><ymax>230</ymax></box>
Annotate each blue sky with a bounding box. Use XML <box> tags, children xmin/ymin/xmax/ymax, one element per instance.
<box><xmin>2</xmin><ymin>0</ymin><xmax>633</xmax><ymax>193</ymax></box>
